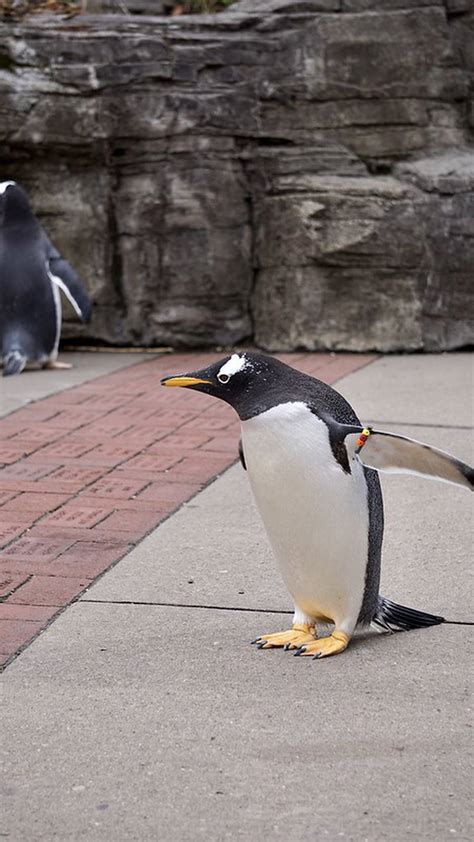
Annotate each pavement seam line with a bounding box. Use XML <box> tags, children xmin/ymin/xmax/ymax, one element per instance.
<box><xmin>81</xmin><ymin>598</ymin><xmax>294</xmax><ymax>615</ymax></box>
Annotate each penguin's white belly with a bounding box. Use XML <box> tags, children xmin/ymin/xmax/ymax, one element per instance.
<box><xmin>241</xmin><ymin>402</ymin><xmax>369</xmax><ymax>630</ymax></box>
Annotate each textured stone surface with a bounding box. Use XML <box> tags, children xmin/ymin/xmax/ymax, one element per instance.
<box><xmin>0</xmin><ymin>0</ymin><xmax>473</xmax><ymax>350</ymax></box>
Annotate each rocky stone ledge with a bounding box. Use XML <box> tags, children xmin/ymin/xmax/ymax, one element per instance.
<box><xmin>0</xmin><ymin>0</ymin><xmax>473</xmax><ymax>350</ymax></box>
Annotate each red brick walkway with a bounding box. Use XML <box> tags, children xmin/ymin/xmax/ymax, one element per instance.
<box><xmin>0</xmin><ymin>352</ymin><xmax>376</xmax><ymax>668</ymax></box>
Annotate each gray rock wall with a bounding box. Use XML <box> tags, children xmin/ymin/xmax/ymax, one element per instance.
<box><xmin>0</xmin><ymin>0</ymin><xmax>473</xmax><ymax>350</ymax></box>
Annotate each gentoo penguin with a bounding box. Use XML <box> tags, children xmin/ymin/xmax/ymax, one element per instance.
<box><xmin>0</xmin><ymin>181</ymin><xmax>91</xmax><ymax>376</ymax></box>
<box><xmin>162</xmin><ymin>352</ymin><xmax>473</xmax><ymax>659</ymax></box>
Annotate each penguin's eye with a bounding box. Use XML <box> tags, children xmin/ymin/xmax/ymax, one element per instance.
<box><xmin>217</xmin><ymin>372</ymin><xmax>230</xmax><ymax>384</ymax></box>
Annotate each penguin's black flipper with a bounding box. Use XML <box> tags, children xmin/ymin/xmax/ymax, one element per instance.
<box><xmin>373</xmin><ymin>597</ymin><xmax>445</xmax><ymax>632</ymax></box>
<box><xmin>45</xmin><ymin>239</ymin><xmax>92</xmax><ymax>323</ymax></box>
<box><xmin>343</xmin><ymin>427</ymin><xmax>473</xmax><ymax>491</ymax></box>
<box><xmin>238</xmin><ymin>438</ymin><xmax>247</xmax><ymax>471</ymax></box>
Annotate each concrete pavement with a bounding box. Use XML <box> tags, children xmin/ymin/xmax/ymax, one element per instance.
<box><xmin>1</xmin><ymin>352</ymin><xmax>473</xmax><ymax>841</ymax></box>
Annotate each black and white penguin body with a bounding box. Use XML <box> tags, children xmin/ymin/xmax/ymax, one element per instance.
<box><xmin>162</xmin><ymin>352</ymin><xmax>472</xmax><ymax>658</ymax></box>
<box><xmin>0</xmin><ymin>181</ymin><xmax>91</xmax><ymax>376</ymax></box>
<box><xmin>241</xmin><ymin>401</ymin><xmax>376</xmax><ymax>635</ymax></box>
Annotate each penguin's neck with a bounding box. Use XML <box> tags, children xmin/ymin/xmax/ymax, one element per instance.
<box><xmin>241</xmin><ymin>401</ymin><xmax>333</xmax><ymax>483</ymax></box>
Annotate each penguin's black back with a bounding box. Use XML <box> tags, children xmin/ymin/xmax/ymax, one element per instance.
<box><xmin>0</xmin><ymin>202</ymin><xmax>57</xmax><ymax>360</ymax></box>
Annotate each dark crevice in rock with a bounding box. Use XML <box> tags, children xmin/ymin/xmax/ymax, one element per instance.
<box><xmin>444</xmin><ymin>0</ymin><xmax>472</xmax><ymax>18</ymax></box>
<box><xmin>256</xmin><ymin>137</ymin><xmax>296</xmax><ymax>147</ymax></box>
<box><xmin>106</xmin><ymin>162</ymin><xmax>127</xmax><ymax>321</ymax></box>
<box><xmin>366</xmin><ymin>160</ymin><xmax>393</xmax><ymax>175</ymax></box>
<box><xmin>241</xmin><ymin>161</ymin><xmax>258</xmax><ymax>343</ymax></box>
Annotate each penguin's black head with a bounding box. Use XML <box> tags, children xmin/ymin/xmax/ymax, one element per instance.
<box><xmin>0</xmin><ymin>181</ymin><xmax>37</xmax><ymax>231</ymax></box>
<box><xmin>161</xmin><ymin>352</ymin><xmax>298</xmax><ymax>420</ymax></box>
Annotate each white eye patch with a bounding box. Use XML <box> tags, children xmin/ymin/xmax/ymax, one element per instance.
<box><xmin>0</xmin><ymin>181</ymin><xmax>16</xmax><ymax>195</ymax></box>
<box><xmin>217</xmin><ymin>353</ymin><xmax>249</xmax><ymax>383</ymax></box>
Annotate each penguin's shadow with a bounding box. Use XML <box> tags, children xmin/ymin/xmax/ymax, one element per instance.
<box><xmin>344</xmin><ymin>625</ymin><xmax>441</xmax><ymax>653</ymax></box>
<box><xmin>348</xmin><ymin>628</ymin><xmax>389</xmax><ymax>651</ymax></box>
<box><xmin>312</xmin><ymin>626</ymin><xmax>393</xmax><ymax>653</ymax></box>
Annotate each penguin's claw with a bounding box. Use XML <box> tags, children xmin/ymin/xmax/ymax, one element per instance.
<box><xmin>44</xmin><ymin>360</ymin><xmax>73</xmax><ymax>370</ymax></box>
<box><xmin>295</xmin><ymin>630</ymin><xmax>350</xmax><ymax>659</ymax></box>
<box><xmin>251</xmin><ymin>623</ymin><xmax>316</xmax><ymax>650</ymax></box>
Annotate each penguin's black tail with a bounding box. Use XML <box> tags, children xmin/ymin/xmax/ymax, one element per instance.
<box><xmin>373</xmin><ymin>597</ymin><xmax>446</xmax><ymax>632</ymax></box>
<box><xmin>3</xmin><ymin>349</ymin><xmax>27</xmax><ymax>376</ymax></box>
<box><xmin>373</xmin><ymin>597</ymin><xmax>474</xmax><ymax>631</ymax></box>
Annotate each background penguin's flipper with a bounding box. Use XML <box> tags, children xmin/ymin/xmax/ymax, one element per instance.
<box><xmin>344</xmin><ymin>428</ymin><xmax>473</xmax><ymax>491</ymax></box>
<box><xmin>45</xmin><ymin>239</ymin><xmax>92</xmax><ymax>323</ymax></box>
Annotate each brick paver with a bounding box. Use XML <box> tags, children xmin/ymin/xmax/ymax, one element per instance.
<box><xmin>0</xmin><ymin>351</ymin><xmax>376</xmax><ymax>668</ymax></box>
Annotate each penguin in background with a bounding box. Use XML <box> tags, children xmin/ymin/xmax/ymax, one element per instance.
<box><xmin>0</xmin><ymin>181</ymin><xmax>92</xmax><ymax>376</ymax></box>
<box><xmin>162</xmin><ymin>352</ymin><xmax>473</xmax><ymax>659</ymax></box>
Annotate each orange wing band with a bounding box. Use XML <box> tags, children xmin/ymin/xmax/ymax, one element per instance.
<box><xmin>355</xmin><ymin>428</ymin><xmax>371</xmax><ymax>453</ymax></box>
